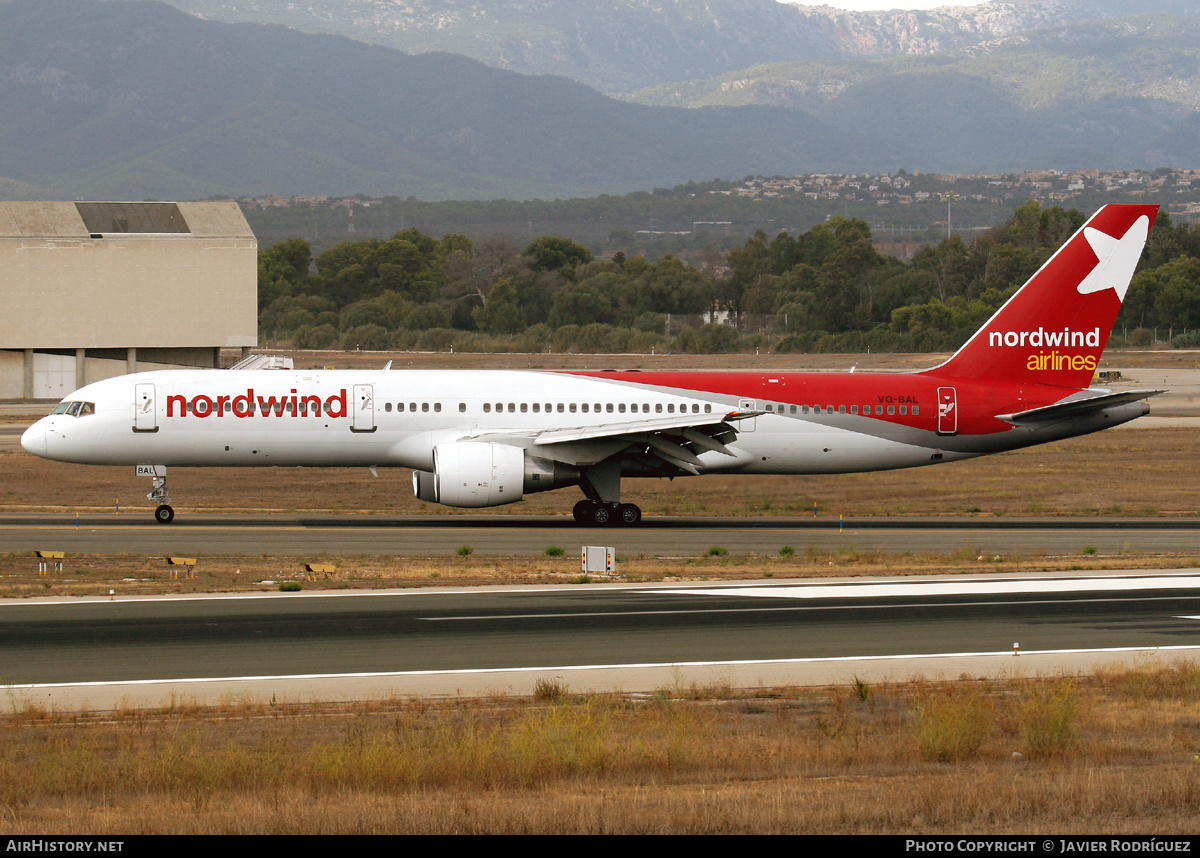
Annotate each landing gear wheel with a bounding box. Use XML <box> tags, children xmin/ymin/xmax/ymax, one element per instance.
<box><xmin>154</xmin><ymin>504</ymin><xmax>175</xmax><ymax>524</ymax></box>
<box><xmin>591</xmin><ymin>503</ymin><xmax>615</xmax><ymax>526</ymax></box>
<box><xmin>573</xmin><ymin>500</ymin><xmax>596</xmax><ymax>523</ymax></box>
<box><xmin>617</xmin><ymin>503</ymin><xmax>642</xmax><ymax>526</ymax></box>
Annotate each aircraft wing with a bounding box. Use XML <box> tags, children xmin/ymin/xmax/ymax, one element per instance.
<box><xmin>997</xmin><ymin>389</ymin><xmax>1164</xmax><ymax>424</ymax></box>
<box><xmin>472</xmin><ymin>410</ymin><xmax>762</xmax><ymax>474</ymax></box>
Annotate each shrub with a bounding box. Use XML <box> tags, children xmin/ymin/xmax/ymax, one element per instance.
<box><xmin>914</xmin><ymin>687</ymin><xmax>994</xmax><ymax>762</ymax></box>
<box><xmin>1021</xmin><ymin>680</ymin><xmax>1079</xmax><ymax>757</ymax></box>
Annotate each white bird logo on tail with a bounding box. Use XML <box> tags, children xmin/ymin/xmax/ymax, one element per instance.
<box><xmin>1076</xmin><ymin>215</ymin><xmax>1151</xmax><ymax>302</ymax></box>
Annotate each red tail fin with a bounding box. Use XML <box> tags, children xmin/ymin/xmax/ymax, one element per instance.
<box><xmin>928</xmin><ymin>204</ymin><xmax>1157</xmax><ymax>388</ymax></box>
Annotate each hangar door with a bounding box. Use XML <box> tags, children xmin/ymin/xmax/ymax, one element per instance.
<box><xmin>32</xmin><ymin>353</ymin><xmax>75</xmax><ymax>399</ymax></box>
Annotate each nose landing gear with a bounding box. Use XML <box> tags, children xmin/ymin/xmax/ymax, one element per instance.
<box><xmin>141</xmin><ymin>466</ymin><xmax>174</xmax><ymax>524</ymax></box>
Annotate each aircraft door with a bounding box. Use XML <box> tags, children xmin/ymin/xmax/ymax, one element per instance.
<box><xmin>937</xmin><ymin>387</ymin><xmax>958</xmax><ymax>436</ymax></box>
<box><xmin>738</xmin><ymin>398</ymin><xmax>757</xmax><ymax>432</ymax></box>
<box><xmin>351</xmin><ymin>384</ymin><xmax>376</xmax><ymax>433</ymax></box>
<box><xmin>133</xmin><ymin>383</ymin><xmax>157</xmax><ymax>433</ymax></box>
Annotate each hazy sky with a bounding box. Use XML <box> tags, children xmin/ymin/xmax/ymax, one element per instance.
<box><xmin>788</xmin><ymin>1</ymin><xmax>979</xmax><ymax>10</ymax></box>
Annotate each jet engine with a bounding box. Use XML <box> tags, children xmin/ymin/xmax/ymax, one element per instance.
<box><xmin>412</xmin><ymin>442</ymin><xmax>579</xmax><ymax>508</ymax></box>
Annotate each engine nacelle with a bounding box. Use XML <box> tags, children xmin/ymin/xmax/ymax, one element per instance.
<box><xmin>431</xmin><ymin>441</ymin><xmax>525</xmax><ymax>508</ymax></box>
<box><xmin>413</xmin><ymin>443</ymin><xmax>581</xmax><ymax>508</ymax></box>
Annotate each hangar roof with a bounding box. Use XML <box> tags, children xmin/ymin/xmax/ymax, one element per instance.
<box><xmin>0</xmin><ymin>201</ymin><xmax>254</xmax><ymax>239</ymax></box>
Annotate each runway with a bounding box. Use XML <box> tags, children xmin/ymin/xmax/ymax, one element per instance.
<box><xmin>5</xmin><ymin>572</ymin><xmax>1200</xmax><ymax>709</ymax></box>
<box><xmin>0</xmin><ymin>512</ymin><xmax>1197</xmax><ymax>555</ymax></box>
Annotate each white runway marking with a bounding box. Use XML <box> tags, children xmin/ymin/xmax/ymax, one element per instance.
<box><xmin>669</xmin><ymin>575</ymin><xmax>1200</xmax><ymax>600</ymax></box>
<box><xmin>10</xmin><ymin>644</ymin><xmax>1200</xmax><ymax>691</ymax></box>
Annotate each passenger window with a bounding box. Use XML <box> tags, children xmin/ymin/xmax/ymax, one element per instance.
<box><xmin>656</xmin><ymin>404</ymin><xmax>662</xmax><ymax>413</ymax></box>
<box><xmin>900</xmin><ymin>406</ymin><xmax>907</xmax><ymax>415</ymax></box>
<box><xmin>532</xmin><ymin>403</ymin><xmax>540</xmax><ymax>413</ymax></box>
<box><xmin>618</xmin><ymin>404</ymin><xmax>626</xmax><ymax>413</ymax></box>
<box><xmin>520</xmin><ymin>403</ymin><xmax>528</xmax><ymax>413</ymax></box>
<box><xmin>667</xmin><ymin>404</ymin><xmax>675</xmax><ymax>413</ymax></box>
<box><xmin>459</xmin><ymin>403</ymin><xmax>466</xmax><ymax>412</ymax></box>
<box><xmin>838</xmin><ymin>405</ymin><xmax>846</xmax><ymax>414</ymax></box>
<box><xmin>875</xmin><ymin>405</ymin><xmax>883</xmax><ymax>415</ymax></box>
<box><xmin>385</xmin><ymin>402</ymin><xmax>392</xmax><ymax>412</ymax></box>
<box><xmin>582</xmin><ymin>403</ymin><xmax>589</xmax><ymax>413</ymax></box>
<box><xmin>912</xmin><ymin>405</ymin><xmax>920</xmax><ymax>415</ymax></box>
<box><xmin>422</xmin><ymin>402</ymin><xmax>429</xmax><ymax>412</ymax></box>
<box><xmin>851</xmin><ymin>406</ymin><xmax>858</xmax><ymax>415</ymax></box>
<box><xmin>410</xmin><ymin>403</ymin><xmax>417</xmax><ymax>412</ymax></box>
<box><xmin>434</xmin><ymin>403</ymin><xmax>441</xmax><ymax>412</ymax></box>
<box><xmin>606</xmin><ymin>404</ymin><xmax>614</xmax><ymax>413</ymax></box>
<box><xmin>887</xmin><ymin>405</ymin><xmax>895</xmax><ymax>415</ymax></box>
<box><xmin>483</xmin><ymin>403</ymin><xmax>491</xmax><ymax>413</ymax></box>
<box><xmin>704</xmin><ymin>404</ymin><xmax>711</xmax><ymax>413</ymax></box>
<box><xmin>557</xmin><ymin>403</ymin><xmax>564</xmax><ymax>413</ymax></box>
<box><xmin>507</xmin><ymin>403</ymin><xmax>515</xmax><ymax>413</ymax></box>
<box><xmin>790</xmin><ymin>405</ymin><xmax>797</xmax><ymax>414</ymax></box>
<box><xmin>569</xmin><ymin>403</ymin><xmax>577</xmax><ymax>413</ymax></box>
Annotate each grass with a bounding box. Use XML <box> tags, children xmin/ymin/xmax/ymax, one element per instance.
<box><xmin>4</xmin><ymin>664</ymin><xmax>1200</xmax><ymax>833</ymax></box>
<box><xmin>0</xmin><ymin>547</ymin><xmax>1197</xmax><ymax>598</ymax></box>
<box><xmin>4</xmin><ymin>425</ymin><xmax>1200</xmax><ymax>520</ymax></box>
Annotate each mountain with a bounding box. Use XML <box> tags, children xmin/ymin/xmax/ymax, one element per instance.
<box><xmin>631</xmin><ymin>12</ymin><xmax>1200</xmax><ymax>170</ymax></box>
<box><xmin>0</xmin><ymin>0</ymin><xmax>897</xmax><ymax>200</ymax></box>
<box><xmin>3</xmin><ymin>0</ymin><xmax>1198</xmax><ymax>202</ymax></box>
<box><xmin>162</xmin><ymin>0</ymin><xmax>1200</xmax><ymax>95</ymax></box>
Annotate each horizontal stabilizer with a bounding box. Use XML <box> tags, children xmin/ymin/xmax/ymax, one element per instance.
<box><xmin>997</xmin><ymin>389</ymin><xmax>1164</xmax><ymax>424</ymax></box>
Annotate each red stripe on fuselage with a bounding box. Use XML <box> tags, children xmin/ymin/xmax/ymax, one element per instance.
<box><xmin>556</xmin><ymin>370</ymin><xmax>1078</xmax><ymax>436</ymax></box>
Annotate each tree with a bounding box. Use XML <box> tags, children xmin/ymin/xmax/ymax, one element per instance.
<box><xmin>523</xmin><ymin>235</ymin><xmax>594</xmax><ymax>275</ymax></box>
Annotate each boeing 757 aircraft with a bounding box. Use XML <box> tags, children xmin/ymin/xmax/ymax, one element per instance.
<box><xmin>22</xmin><ymin>205</ymin><xmax>1161</xmax><ymax>526</ymax></box>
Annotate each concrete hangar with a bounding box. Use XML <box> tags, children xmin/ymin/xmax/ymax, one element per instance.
<box><xmin>0</xmin><ymin>201</ymin><xmax>257</xmax><ymax>399</ymax></box>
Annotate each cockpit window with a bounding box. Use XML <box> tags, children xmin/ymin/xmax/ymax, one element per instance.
<box><xmin>52</xmin><ymin>401</ymin><xmax>95</xmax><ymax>417</ymax></box>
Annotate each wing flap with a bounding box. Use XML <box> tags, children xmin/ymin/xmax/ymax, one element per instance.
<box><xmin>529</xmin><ymin>410</ymin><xmax>760</xmax><ymax>446</ymax></box>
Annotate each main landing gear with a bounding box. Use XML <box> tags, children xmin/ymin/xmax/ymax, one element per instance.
<box><xmin>572</xmin><ymin>499</ymin><xmax>642</xmax><ymax>527</ymax></box>
<box><xmin>572</xmin><ymin>461</ymin><xmax>643</xmax><ymax>526</ymax></box>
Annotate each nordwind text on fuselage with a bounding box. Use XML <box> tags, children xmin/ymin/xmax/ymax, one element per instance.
<box><xmin>166</xmin><ymin>388</ymin><xmax>348</xmax><ymax>419</ymax></box>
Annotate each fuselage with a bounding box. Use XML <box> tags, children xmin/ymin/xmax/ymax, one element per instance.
<box><xmin>21</xmin><ymin>366</ymin><xmax>1146</xmax><ymax>476</ymax></box>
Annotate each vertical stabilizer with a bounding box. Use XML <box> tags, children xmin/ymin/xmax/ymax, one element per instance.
<box><xmin>928</xmin><ymin>205</ymin><xmax>1157</xmax><ymax>388</ymax></box>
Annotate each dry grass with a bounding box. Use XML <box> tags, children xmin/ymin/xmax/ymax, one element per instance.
<box><xmin>3</xmin><ymin>664</ymin><xmax>1200</xmax><ymax>833</ymax></box>
<box><xmin>1</xmin><ymin>546</ymin><xmax>1196</xmax><ymax>598</ymax></box>
<box><xmin>2</xmin><ymin>424</ymin><xmax>1198</xmax><ymax>519</ymax></box>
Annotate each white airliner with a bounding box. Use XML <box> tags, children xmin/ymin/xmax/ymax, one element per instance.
<box><xmin>22</xmin><ymin>205</ymin><xmax>1162</xmax><ymax>526</ymax></box>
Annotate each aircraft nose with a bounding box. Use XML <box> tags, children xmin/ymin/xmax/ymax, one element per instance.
<box><xmin>20</xmin><ymin>421</ymin><xmax>46</xmax><ymax>457</ymax></box>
